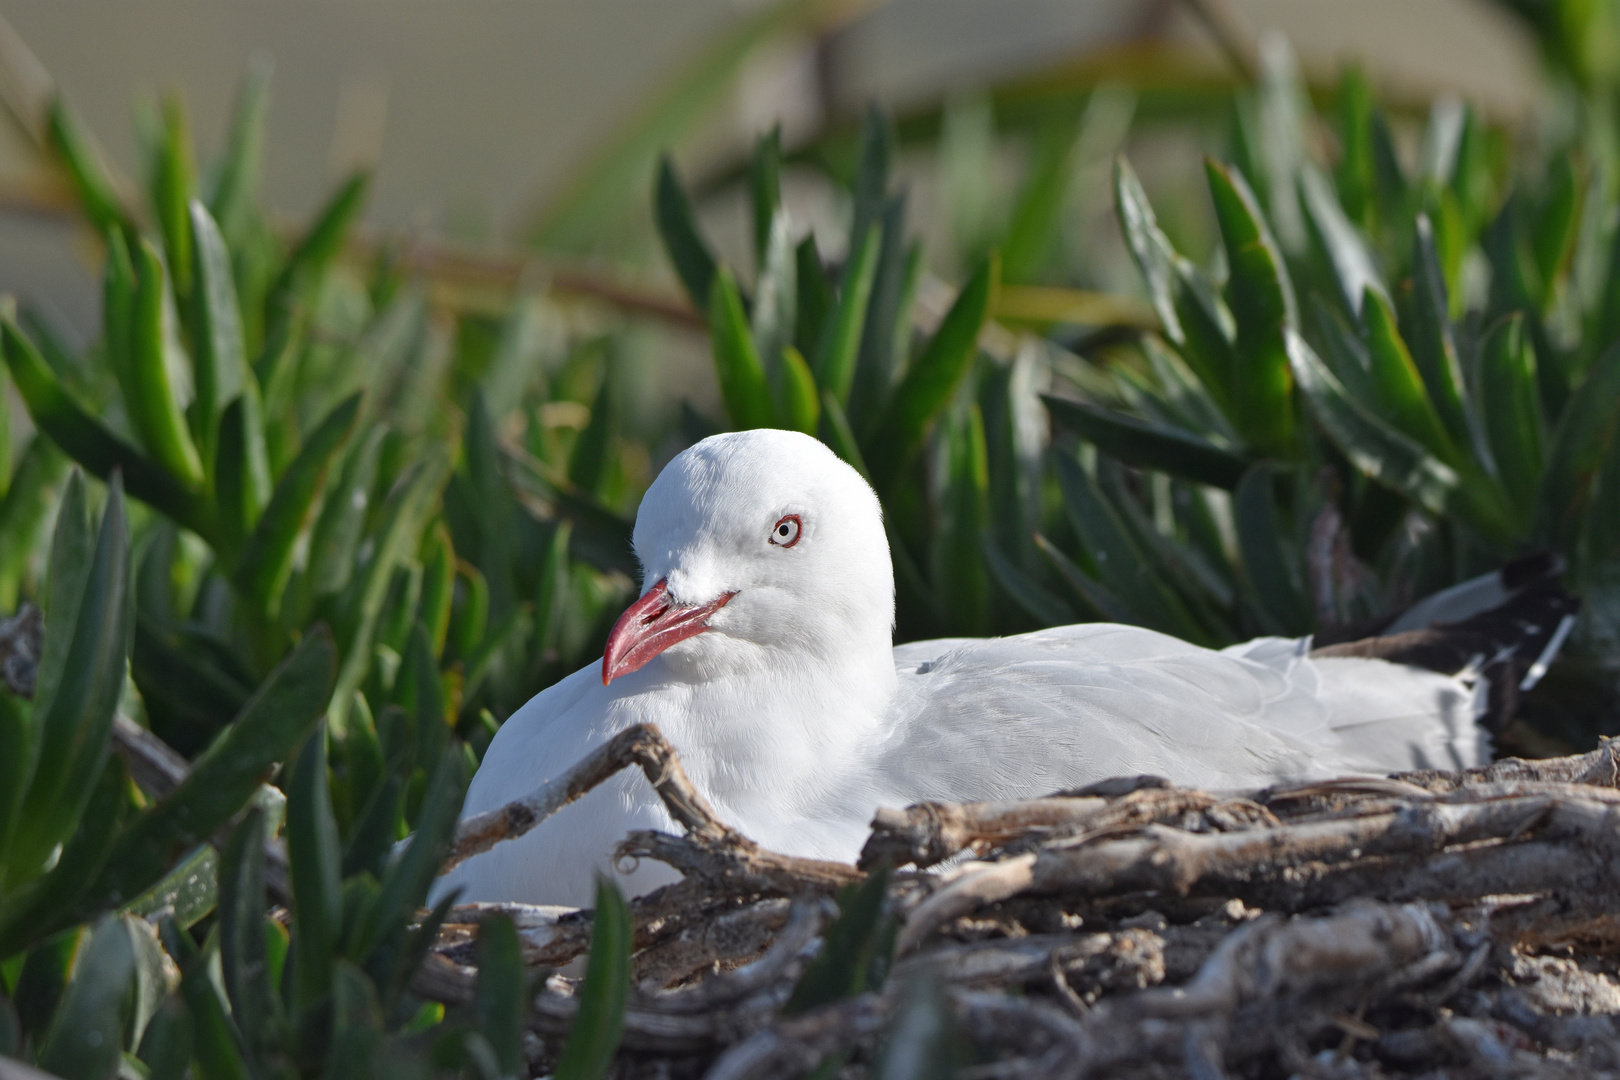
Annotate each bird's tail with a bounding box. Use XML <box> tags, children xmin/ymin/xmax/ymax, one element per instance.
<box><xmin>1310</xmin><ymin>552</ymin><xmax>1579</xmax><ymax>731</ymax></box>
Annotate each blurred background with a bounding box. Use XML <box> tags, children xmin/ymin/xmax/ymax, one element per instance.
<box><xmin>0</xmin><ymin>0</ymin><xmax>1542</xmax><ymax>348</ymax></box>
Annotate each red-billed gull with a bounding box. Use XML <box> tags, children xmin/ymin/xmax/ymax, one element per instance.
<box><xmin>439</xmin><ymin>429</ymin><xmax>1567</xmax><ymax>907</ymax></box>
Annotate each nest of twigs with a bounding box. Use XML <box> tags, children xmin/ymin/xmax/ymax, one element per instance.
<box><xmin>415</xmin><ymin>726</ymin><xmax>1620</xmax><ymax>1079</ymax></box>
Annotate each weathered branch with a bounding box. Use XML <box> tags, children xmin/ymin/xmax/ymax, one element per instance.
<box><xmin>443</xmin><ymin>723</ymin><xmax>734</xmax><ymax>873</ymax></box>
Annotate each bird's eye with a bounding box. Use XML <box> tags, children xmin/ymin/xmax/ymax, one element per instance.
<box><xmin>769</xmin><ymin>514</ymin><xmax>802</xmax><ymax>548</ymax></box>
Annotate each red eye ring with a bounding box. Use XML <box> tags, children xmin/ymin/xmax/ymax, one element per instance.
<box><xmin>770</xmin><ymin>514</ymin><xmax>802</xmax><ymax>548</ymax></box>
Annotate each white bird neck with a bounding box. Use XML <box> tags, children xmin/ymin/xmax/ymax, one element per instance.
<box><xmin>607</xmin><ymin>635</ymin><xmax>898</xmax><ymax>819</ymax></box>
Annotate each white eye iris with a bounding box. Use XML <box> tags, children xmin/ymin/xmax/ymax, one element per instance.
<box><xmin>770</xmin><ymin>514</ymin><xmax>802</xmax><ymax>547</ymax></box>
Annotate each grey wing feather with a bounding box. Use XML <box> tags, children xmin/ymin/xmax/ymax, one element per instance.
<box><xmin>877</xmin><ymin>624</ymin><xmax>1487</xmax><ymax>800</ymax></box>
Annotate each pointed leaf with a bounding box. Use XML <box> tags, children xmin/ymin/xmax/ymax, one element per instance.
<box><xmin>46</xmin><ymin>97</ymin><xmax>127</xmax><ymax>236</ymax></box>
<box><xmin>812</xmin><ymin>225</ymin><xmax>880</xmax><ymax>405</ymax></box>
<box><xmin>751</xmin><ymin>209</ymin><xmax>797</xmax><ymax>374</ymax></box>
<box><xmin>794</xmin><ymin>236</ymin><xmax>832</xmax><ymax>358</ymax></box>
<box><xmin>1042</xmin><ymin>394</ymin><xmax>1247</xmax><ymax>489</ymax></box>
<box><xmin>654</xmin><ymin>155</ymin><xmax>717</xmax><ymax>312</ymax></box>
<box><xmin>8</xmin><ymin>474</ymin><xmax>132</xmax><ymax>882</ymax></box>
<box><xmin>152</xmin><ymin>98</ymin><xmax>196</xmax><ymax>299</ymax></box>
<box><xmin>1406</xmin><ymin>215</ymin><xmax>1484</xmax><ymax>459</ymax></box>
<box><xmin>786</xmin><ymin>865</ymin><xmax>894</xmax><ymax>1014</ymax></box>
<box><xmin>37</xmin><ymin>916</ymin><xmax>136</xmax><ymax>1080</ymax></box>
<box><xmin>234</xmin><ymin>393</ymin><xmax>361</xmax><ymax>616</ymax></box>
<box><xmin>1234</xmin><ymin>465</ymin><xmax>1311</xmax><ymax>634</ymax></box>
<box><xmin>2</xmin><ymin>319</ymin><xmax>211</xmax><ymax>536</ymax></box>
<box><xmin>217</xmin><ymin>810</ymin><xmax>279</xmax><ymax>1069</ymax></box>
<box><xmin>129</xmin><ymin>237</ymin><xmax>205</xmax><ymax>486</ymax></box>
<box><xmin>817</xmin><ymin>391</ymin><xmax>868</xmax><ymax>478</ymax></box>
<box><xmin>267</xmin><ymin>172</ymin><xmax>370</xmax><ymax>313</ymax></box>
<box><xmin>329</xmin><ymin>458</ymin><xmax>449</xmax><ymax>731</ymax></box>
<box><xmin>1034</xmin><ymin>530</ymin><xmax>1136</xmax><ymax>623</ymax></box>
<box><xmin>1299</xmin><ymin>165</ymin><xmax>1384</xmax><ymax>316</ymax></box>
<box><xmin>748</xmin><ymin>127</ymin><xmax>782</xmax><ymax>267</ymax></box>
<box><xmin>305</xmin><ymin>425</ymin><xmax>385</xmax><ymax>602</ymax></box>
<box><xmin>1115</xmin><ymin>156</ymin><xmax>1183</xmax><ymax>343</ymax></box>
<box><xmin>708</xmin><ymin>269</ymin><xmax>774</xmax><ymax>430</ymax></box>
<box><xmin>553</xmin><ymin>878</ymin><xmax>630</xmax><ymax>1080</ymax></box>
<box><xmin>188</xmin><ymin>201</ymin><xmax>247</xmax><ymax>466</ymax></box>
<box><xmin>1361</xmin><ymin>289</ymin><xmax>1461</xmax><ymax>465</ymax></box>
<box><xmin>1053</xmin><ymin>452</ymin><xmax>1203</xmax><ymax>637</ymax></box>
<box><xmin>351</xmin><ymin>746</ymin><xmax>464</xmax><ymax>961</ymax></box>
<box><xmin>476</xmin><ymin>914</ymin><xmax>527</xmax><ymax>1079</ymax></box>
<box><xmin>776</xmin><ymin>346</ymin><xmax>820</xmax><ymax>435</ymax></box>
<box><xmin>287</xmin><ymin>728</ymin><xmax>341</xmax><ymax>1011</ymax></box>
<box><xmin>1207</xmin><ymin>159</ymin><xmax>1294</xmax><ymax>455</ymax></box>
<box><xmin>1003</xmin><ymin>108</ymin><xmax>1080</xmax><ymax>281</ymax></box>
<box><xmin>0</xmin><ymin>756</ymin><xmax>128</xmax><ymax>958</ymax></box>
<box><xmin>1289</xmin><ymin>329</ymin><xmax>1515</xmax><ymax>542</ymax></box>
<box><xmin>1540</xmin><ymin>338</ymin><xmax>1620</xmax><ymax>553</ymax></box>
<box><xmin>76</xmin><ymin>630</ymin><xmax>334</xmax><ymax>920</ymax></box>
<box><xmin>1479</xmin><ymin>314</ymin><xmax>1545</xmax><ymax>519</ymax></box>
<box><xmin>868</xmin><ymin>255</ymin><xmax>997</xmax><ymax>489</ymax></box>
<box><xmin>981</xmin><ymin>532</ymin><xmax>1076</xmax><ymax>626</ymax></box>
<box><xmin>209</xmin><ymin>58</ymin><xmax>271</xmax><ymax>246</ymax></box>
<box><xmin>213</xmin><ymin>389</ymin><xmax>271</xmax><ymax>556</ymax></box>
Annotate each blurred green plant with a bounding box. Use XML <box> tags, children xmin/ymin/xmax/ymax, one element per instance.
<box><xmin>1</xmin><ymin>66</ymin><xmax>648</xmax><ymax>1080</ymax></box>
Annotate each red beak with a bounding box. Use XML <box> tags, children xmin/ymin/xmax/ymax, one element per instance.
<box><xmin>602</xmin><ymin>578</ymin><xmax>735</xmax><ymax>685</ymax></box>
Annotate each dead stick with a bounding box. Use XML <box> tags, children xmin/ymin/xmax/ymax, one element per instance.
<box><xmin>442</xmin><ymin>723</ymin><xmax>730</xmax><ymax>873</ymax></box>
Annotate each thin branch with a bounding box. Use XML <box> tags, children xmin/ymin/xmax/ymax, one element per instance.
<box><xmin>442</xmin><ymin>723</ymin><xmax>731</xmax><ymax>873</ymax></box>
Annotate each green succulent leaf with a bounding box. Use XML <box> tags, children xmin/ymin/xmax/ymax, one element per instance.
<box><xmin>1541</xmin><ymin>337</ymin><xmax>1620</xmax><ymax>555</ymax></box>
<box><xmin>1206</xmin><ymin>158</ymin><xmax>1295</xmax><ymax>456</ymax></box>
<box><xmin>655</xmin><ymin>155</ymin><xmax>718</xmax><ymax>313</ymax></box>
<box><xmin>1361</xmin><ymin>288</ymin><xmax>1461</xmax><ymax>466</ymax></box>
<box><xmin>1115</xmin><ymin>156</ymin><xmax>1183</xmax><ymax>344</ymax></box>
<box><xmin>866</xmin><ymin>255</ymin><xmax>997</xmax><ymax>489</ymax></box>
<box><xmin>553</xmin><ymin>878</ymin><xmax>631</xmax><ymax>1080</ymax></box>
<box><xmin>1299</xmin><ymin>164</ymin><xmax>1385</xmax><ymax>317</ymax></box>
<box><xmin>1406</xmin><ymin>215</ymin><xmax>1487</xmax><ymax>464</ymax></box>
<box><xmin>234</xmin><ymin>392</ymin><xmax>362</xmax><ymax>617</ymax></box>
<box><xmin>748</xmin><ymin>126</ymin><xmax>782</xmax><ymax>267</ymax></box>
<box><xmin>812</xmin><ymin>225</ymin><xmax>881</xmax><ymax>406</ymax></box>
<box><xmin>2</xmin><ymin>318</ymin><xmax>212</xmax><ymax>536</ymax></box>
<box><xmin>777</xmin><ymin>345</ymin><xmax>820</xmax><ymax>435</ymax></box>
<box><xmin>188</xmin><ymin>200</ymin><xmax>248</xmax><ymax>467</ymax></box>
<box><xmin>217</xmin><ymin>810</ymin><xmax>282</xmax><ymax>1069</ymax></box>
<box><xmin>786</xmin><ymin>865</ymin><xmax>895</xmax><ymax>1014</ymax></box>
<box><xmin>77</xmin><ymin>630</ymin><xmax>334</xmax><ymax>921</ymax></box>
<box><xmin>707</xmin><ymin>268</ymin><xmax>775</xmax><ymax>430</ymax></box>
<box><xmin>329</xmin><ymin>456</ymin><xmax>450</xmax><ymax>730</ymax></box>
<box><xmin>209</xmin><ymin>58</ymin><xmax>271</xmax><ymax>247</ymax></box>
<box><xmin>1234</xmin><ymin>465</ymin><xmax>1312</xmax><ymax>634</ymax></box>
<box><xmin>1289</xmin><ymin>329</ymin><xmax>1516</xmax><ymax>542</ymax></box>
<box><xmin>129</xmin><ymin>236</ymin><xmax>206</xmax><ymax>487</ymax></box>
<box><xmin>1043</xmin><ymin>394</ymin><xmax>1248</xmax><ymax>489</ymax></box>
<box><xmin>476</xmin><ymin>914</ymin><xmax>528</xmax><ymax>1079</ymax></box>
<box><xmin>152</xmin><ymin>98</ymin><xmax>197</xmax><ymax>300</ymax></box>
<box><xmin>981</xmin><ymin>532</ymin><xmax>1077</xmax><ymax>625</ymax></box>
<box><xmin>287</xmin><ymin>727</ymin><xmax>342</xmax><ymax>1013</ymax></box>
<box><xmin>794</xmin><ymin>235</ymin><xmax>833</xmax><ymax>358</ymax></box>
<box><xmin>1480</xmin><ymin>314</ymin><xmax>1546</xmax><ymax>522</ymax></box>
<box><xmin>1052</xmin><ymin>451</ymin><xmax>1204</xmax><ymax>639</ymax></box>
<box><xmin>46</xmin><ymin>97</ymin><xmax>128</xmax><ymax>236</ymax></box>
<box><xmin>267</xmin><ymin>171</ymin><xmax>371</xmax><ymax>314</ymax></box>
<box><xmin>36</xmin><ymin>915</ymin><xmax>137</xmax><ymax>1080</ymax></box>
<box><xmin>213</xmin><ymin>388</ymin><xmax>272</xmax><ymax>557</ymax></box>
<box><xmin>6</xmin><ymin>473</ymin><xmax>132</xmax><ymax>886</ymax></box>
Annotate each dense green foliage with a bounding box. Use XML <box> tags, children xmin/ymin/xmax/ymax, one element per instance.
<box><xmin>6</xmin><ymin>3</ymin><xmax>1620</xmax><ymax>1076</ymax></box>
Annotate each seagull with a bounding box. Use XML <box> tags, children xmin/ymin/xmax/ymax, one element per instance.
<box><xmin>438</xmin><ymin>429</ymin><xmax>1574</xmax><ymax>908</ymax></box>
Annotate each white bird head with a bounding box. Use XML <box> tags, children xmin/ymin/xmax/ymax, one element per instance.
<box><xmin>603</xmin><ymin>429</ymin><xmax>894</xmax><ymax>684</ymax></box>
